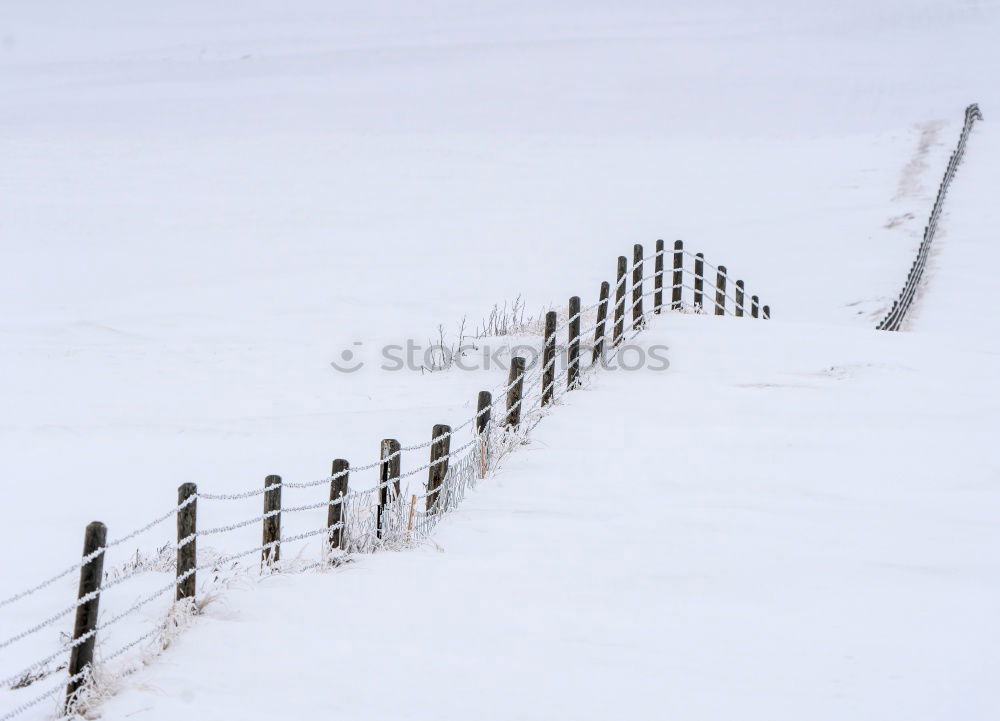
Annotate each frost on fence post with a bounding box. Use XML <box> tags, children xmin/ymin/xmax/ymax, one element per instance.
<box><xmin>476</xmin><ymin>391</ymin><xmax>492</xmax><ymax>477</ymax></box>
<box><xmin>654</xmin><ymin>239</ymin><xmax>664</xmax><ymax>314</ymax></box>
<box><xmin>377</xmin><ymin>439</ymin><xmax>400</xmax><ymax>539</ymax></box>
<box><xmin>671</xmin><ymin>240</ymin><xmax>684</xmax><ymax>310</ymax></box>
<box><xmin>567</xmin><ymin>296</ymin><xmax>581</xmax><ymax>391</ymax></box>
<box><xmin>751</xmin><ymin>295</ymin><xmax>760</xmax><ymax>319</ymax></box>
<box><xmin>735</xmin><ymin>280</ymin><xmax>745</xmax><ymax>318</ymax></box>
<box><xmin>715</xmin><ymin>265</ymin><xmax>727</xmax><ymax>317</ymax></box>
<box><xmin>542</xmin><ymin>311</ymin><xmax>557</xmax><ymax>407</ymax></box>
<box><xmin>693</xmin><ymin>253</ymin><xmax>705</xmax><ymax>312</ymax></box>
<box><xmin>632</xmin><ymin>243</ymin><xmax>644</xmax><ymax>330</ymax></box>
<box><xmin>261</xmin><ymin>475</ymin><xmax>282</xmax><ymax>568</ymax></box>
<box><xmin>328</xmin><ymin>459</ymin><xmax>349</xmax><ymax>552</ymax></box>
<box><xmin>426</xmin><ymin>424</ymin><xmax>451</xmax><ymax>513</ymax></box>
<box><xmin>65</xmin><ymin>521</ymin><xmax>107</xmax><ymax>712</ymax></box>
<box><xmin>613</xmin><ymin>256</ymin><xmax>627</xmax><ymax>346</ymax></box>
<box><xmin>592</xmin><ymin>281</ymin><xmax>610</xmax><ymax>364</ymax></box>
<box><xmin>176</xmin><ymin>483</ymin><xmax>197</xmax><ymax>601</ymax></box>
<box><xmin>505</xmin><ymin>357</ymin><xmax>526</xmax><ymax>428</ymax></box>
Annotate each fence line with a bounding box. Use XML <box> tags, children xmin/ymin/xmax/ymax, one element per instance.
<box><xmin>0</xmin><ymin>240</ymin><xmax>770</xmax><ymax>721</ymax></box>
<box><xmin>877</xmin><ymin>103</ymin><xmax>983</xmax><ymax>331</ymax></box>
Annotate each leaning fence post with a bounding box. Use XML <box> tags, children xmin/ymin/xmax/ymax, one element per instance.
<box><xmin>261</xmin><ymin>475</ymin><xmax>282</xmax><ymax>567</ymax></box>
<box><xmin>176</xmin><ymin>484</ymin><xmax>197</xmax><ymax>601</ymax></box>
<box><xmin>542</xmin><ymin>311</ymin><xmax>557</xmax><ymax>406</ymax></box>
<box><xmin>632</xmin><ymin>244</ymin><xmax>644</xmax><ymax>329</ymax></box>
<box><xmin>328</xmin><ymin>459</ymin><xmax>349</xmax><ymax>551</ymax></box>
<box><xmin>694</xmin><ymin>253</ymin><xmax>705</xmax><ymax>311</ymax></box>
<box><xmin>735</xmin><ymin>280</ymin><xmax>745</xmax><ymax>317</ymax></box>
<box><xmin>426</xmin><ymin>424</ymin><xmax>451</xmax><ymax>512</ymax></box>
<box><xmin>377</xmin><ymin>439</ymin><xmax>401</xmax><ymax>539</ymax></box>
<box><xmin>654</xmin><ymin>240</ymin><xmax>664</xmax><ymax>313</ymax></box>
<box><xmin>613</xmin><ymin>256</ymin><xmax>626</xmax><ymax>345</ymax></box>
<box><xmin>762</xmin><ymin>305</ymin><xmax>771</xmax><ymax>320</ymax></box>
<box><xmin>592</xmin><ymin>281</ymin><xmax>610</xmax><ymax>363</ymax></box>
<box><xmin>751</xmin><ymin>295</ymin><xmax>760</xmax><ymax>318</ymax></box>
<box><xmin>567</xmin><ymin>296</ymin><xmax>581</xmax><ymax>390</ymax></box>
<box><xmin>65</xmin><ymin>521</ymin><xmax>107</xmax><ymax>711</ymax></box>
<box><xmin>715</xmin><ymin>265</ymin><xmax>727</xmax><ymax>316</ymax></box>
<box><xmin>672</xmin><ymin>240</ymin><xmax>683</xmax><ymax>310</ymax></box>
<box><xmin>505</xmin><ymin>356</ymin><xmax>526</xmax><ymax>428</ymax></box>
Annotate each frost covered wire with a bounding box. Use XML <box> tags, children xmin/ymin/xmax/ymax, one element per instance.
<box><xmin>2</xmin><ymin>523</ymin><xmax>343</xmax><ymax>694</ymax></box>
<box><xmin>0</xmin><ymin>248</ymin><xmax>750</xmax><ymax>630</ymax></box>
<box><xmin>1</xmin><ymin>242</ymin><xmax>774</xmax><ymax>719</ymax></box>
<box><xmin>0</xmin><ymin>493</ymin><xmax>197</xmax><ymax>610</ymax></box>
<box><xmin>678</xmin><ymin>250</ymin><xmax>757</xmax><ymax>313</ymax></box>
<box><xmin>878</xmin><ymin>103</ymin><xmax>982</xmax><ymax>331</ymax></box>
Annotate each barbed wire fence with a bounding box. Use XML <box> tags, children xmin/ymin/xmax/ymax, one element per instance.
<box><xmin>0</xmin><ymin>240</ymin><xmax>770</xmax><ymax>721</ymax></box>
<box><xmin>877</xmin><ymin>103</ymin><xmax>983</xmax><ymax>331</ymax></box>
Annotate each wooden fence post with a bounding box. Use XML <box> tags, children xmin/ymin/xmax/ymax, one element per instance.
<box><xmin>567</xmin><ymin>296</ymin><xmax>581</xmax><ymax>390</ymax></box>
<box><xmin>65</xmin><ymin>521</ymin><xmax>107</xmax><ymax>711</ymax></box>
<box><xmin>613</xmin><ymin>256</ymin><xmax>626</xmax><ymax>345</ymax></box>
<box><xmin>694</xmin><ymin>253</ymin><xmax>705</xmax><ymax>311</ymax></box>
<box><xmin>632</xmin><ymin>244</ymin><xmax>644</xmax><ymax>330</ymax></box>
<box><xmin>762</xmin><ymin>305</ymin><xmax>771</xmax><ymax>320</ymax></box>
<box><xmin>592</xmin><ymin>281</ymin><xmax>610</xmax><ymax>363</ymax></box>
<box><xmin>328</xmin><ymin>459</ymin><xmax>349</xmax><ymax>551</ymax></box>
<box><xmin>715</xmin><ymin>265</ymin><xmax>727</xmax><ymax>316</ymax></box>
<box><xmin>751</xmin><ymin>295</ymin><xmax>760</xmax><ymax>318</ymax></box>
<box><xmin>735</xmin><ymin>280</ymin><xmax>745</xmax><ymax>317</ymax></box>
<box><xmin>377</xmin><ymin>439</ymin><xmax>401</xmax><ymax>539</ymax></box>
<box><xmin>476</xmin><ymin>390</ymin><xmax>492</xmax><ymax>476</ymax></box>
<box><xmin>542</xmin><ymin>310</ymin><xmax>557</xmax><ymax>407</ymax></box>
<box><xmin>176</xmin><ymin>484</ymin><xmax>197</xmax><ymax>601</ymax></box>
<box><xmin>672</xmin><ymin>240</ymin><xmax>683</xmax><ymax>310</ymax></box>
<box><xmin>505</xmin><ymin>357</ymin><xmax>526</xmax><ymax>428</ymax></box>
<box><xmin>426</xmin><ymin>424</ymin><xmax>451</xmax><ymax>512</ymax></box>
<box><xmin>654</xmin><ymin>239</ymin><xmax>664</xmax><ymax>313</ymax></box>
<box><xmin>261</xmin><ymin>475</ymin><xmax>282</xmax><ymax>567</ymax></box>
<box><xmin>476</xmin><ymin>391</ymin><xmax>492</xmax><ymax>435</ymax></box>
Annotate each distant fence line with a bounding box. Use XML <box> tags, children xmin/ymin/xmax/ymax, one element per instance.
<box><xmin>0</xmin><ymin>240</ymin><xmax>770</xmax><ymax>721</ymax></box>
<box><xmin>877</xmin><ymin>103</ymin><xmax>983</xmax><ymax>331</ymax></box>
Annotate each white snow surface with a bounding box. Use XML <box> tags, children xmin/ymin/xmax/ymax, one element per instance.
<box><xmin>1</xmin><ymin>1</ymin><xmax>999</xmax><ymax>719</ymax></box>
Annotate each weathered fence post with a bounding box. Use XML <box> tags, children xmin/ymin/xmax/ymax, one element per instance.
<box><xmin>328</xmin><ymin>459</ymin><xmax>349</xmax><ymax>551</ymax></box>
<box><xmin>377</xmin><ymin>439</ymin><xmax>401</xmax><ymax>539</ymax></box>
<box><xmin>65</xmin><ymin>521</ymin><xmax>107</xmax><ymax>711</ymax></box>
<box><xmin>654</xmin><ymin>239</ymin><xmax>664</xmax><ymax>313</ymax></box>
<box><xmin>735</xmin><ymin>280</ymin><xmax>745</xmax><ymax>317</ymax></box>
<box><xmin>567</xmin><ymin>296</ymin><xmax>581</xmax><ymax>390</ymax></box>
<box><xmin>542</xmin><ymin>310</ymin><xmax>557</xmax><ymax>406</ymax></box>
<box><xmin>632</xmin><ymin>244</ymin><xmax>644</xmax><ymax>329</ymax></box>
<box><xmin>426</xmin><ymin>424</ymin><xmax>451</xmax><ymax>512</ymax></box>
<box><xmin>261</xmin><ymin>475</ymin><xmax>282</xmax><ymax>567</ymax></box>
<box><xmin>693</xmin><ymin>253</ymin><xmax>705</xmax><ymax>311</ymax></box>
<box><xmin>613</xmin><ymin>256</ymin><xmax>626</xmax><ymax>345</ymax></box>
<box><xmin>751</xmin><ymin>295</ymin><xmax>760</xmax><ymax>318</ymax></box>
<box><xmin>176</xmin><ymin>484</ymin><xmax>197</xmax><ymax>601</ymax></box>
<box><xmin>476</xmin><ymin>390</ymin><xmax>492</xmax><ymax>477</ymax></box>
<box><xmin>715</xmin><ymin>265</ymin><xmax>727</xmax><ymax>316</ymax></box>
<box><xmin>476</xmin><ymin>391</ymin><xmax>492</xmax><ymax>435</ymax></box>
<box><xmin>592</xmin><ymin>281</ymin><xmax>610</xmax><ymax>363</ymax></box>
<box><xmin>762</xmin><ymin>305</ymin><xmax>771</xmax><ymax>320</ymax></box>
<box><xmin>672</xmin><ymin>240</ymin><xmax>683</xmax><ymax>310</ymax></box>
<box><xmin>505</xmin><ymin>356</ymin><xmax>526</xmax><ymax>428</ymax></box>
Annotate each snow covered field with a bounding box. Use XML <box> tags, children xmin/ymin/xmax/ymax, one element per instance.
<box><xmin>1</xmin><ymin>1</ymin><xmax>998</xmax><ymax>719</ymax></box>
